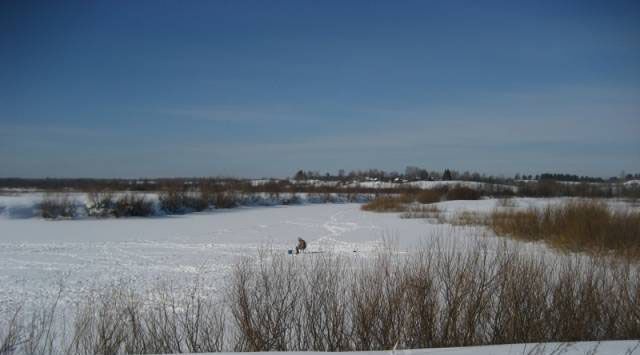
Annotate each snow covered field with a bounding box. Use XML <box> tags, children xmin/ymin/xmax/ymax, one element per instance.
<box><xmin>0</xmin><ymin>201</ymin><xmax>456</xmax><ymax>313</ymax></box>
<box><xmin>1</xmin><ymin>194</ymin><xmax>637</xmax><ymax>314</ymax></box>
<box><xmin>2</xmin><ymin>194</ymin><xmax>639</xmax><ymax>354</ymax></box>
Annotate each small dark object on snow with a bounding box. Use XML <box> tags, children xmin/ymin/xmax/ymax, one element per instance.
<box><xmin>295</xmin><ymin>238</ymin><xmax>307</xmax><ymax>254</ymax></box>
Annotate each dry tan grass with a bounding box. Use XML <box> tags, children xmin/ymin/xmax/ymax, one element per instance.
<box><xmin>361</xmin><ymin>195</ymin><xmax>413</xmax><ymax>212</ymax></box>
<box><xmin>362</xmin><ymin>186</ymin><xmax>484</xmax><ymax>214</ymax></box>
<box><xmin>416</xmin><ymin>189</ymin><xmax>444</xmax><ymax>204</ymax></box>
<box><xmin>445</xmin><ymin>186</ymin><xmax>482</xmax><ymax>201</ymax></box>
<box><xmin>489</xmin><ymin>200</ymin><xmax>640</xmax><ymax>257</ymax></box>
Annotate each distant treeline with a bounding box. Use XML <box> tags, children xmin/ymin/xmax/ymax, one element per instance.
<box><xmin>295</xmin><ymin>167</ymin><xmax>637</xmax><ymax>184</ymax></box>
<box><xmin>293</xmin><ymin>167</ymin><xmax>508</xmax><ymax>183</ymax></box>
<box><xmin>1</xmin><ymin>167</ymin><xmax>638</xmax><ymax>199</ymax></box>
<box><xmin>538</xmin><ymin>173</ymin><xmax>604</xmax><ymax>183</ymax></box>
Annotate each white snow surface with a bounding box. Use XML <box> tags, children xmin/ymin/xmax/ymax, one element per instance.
<box><xmin>1</xmin><ymin>202</ymin><xmax>464</xmax><ymax>313</ymax></box>
<box><xmin>2</xmin><ymin>195</ymin><xmax>638</xmax><ymax>314</ymax></box>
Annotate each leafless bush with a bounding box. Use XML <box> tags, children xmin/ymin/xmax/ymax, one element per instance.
<box><xmin>298</xmin><ymin>256</ymin><xmax>351</xmax><ymax>351</ymax></box>
<box><xmin>86</xmin><ymin>191</ymin><xmax>115</xmax><ymax>217</ymax></box>
<box><xmin>350</xmin><ymin>249</ymin><xmax>410</xmax><ymax>350</ymax></box>
<box><xmin>228</xmin><ymin>241</ymin><xmax>640</xmax><ymax>350</ymax></box>
<box><xmin>39</xmin><ymin>194</ymin><xmax>78</xmax><ymax>219</ymax></box>
<box><xmin>65</xmin><ymin>282</ymin><xmax>226</xmax><ymax>355</ymax></box>
<box><xmin>159</xmin><ymin>189</ymin><xmax>209</xmax><ymax>214</ymax></box>
<box><xmin>112</xmin><ymin>194</ymin><xmax>154</xmax><ymax>217</ymax></box>
<box><xmin>229</xmin><ymin>254</ymin><xmax>303</xmax><ymax>351</ymax></box>
<box><xmin>213</xmin><ymin>192</ymin><xmax>238</xmax><ymax>209</ymax></box>
<box><xmin>68</xmin><ymin>288</ymin><xmax>129</xmax><ymax>355</ymax></box>
<box><xmin>1</xmin><ymin>308</ymin><xmax>22</xmax><ymax>355</ymax></box>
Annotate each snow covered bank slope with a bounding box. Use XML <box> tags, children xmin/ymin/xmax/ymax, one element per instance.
<box><xmin>191</xmin><ymin>341</ymin><xmax>639</xmax><ymax>355</ymax></box>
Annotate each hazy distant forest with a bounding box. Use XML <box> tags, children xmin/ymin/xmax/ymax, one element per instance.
<box><xmin>2</xmin><ymin>167</ymin><xmax>639</xmax><ymax>192</ymax></box>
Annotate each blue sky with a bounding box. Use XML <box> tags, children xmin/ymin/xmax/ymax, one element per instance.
<box><xmin>1</xmin><ymin>0</ymin><xmax>639</xmax><ymax>178</ymax></box>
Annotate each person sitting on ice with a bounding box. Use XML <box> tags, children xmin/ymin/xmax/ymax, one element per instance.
<box><xmin>295</xmin><ymin>238</ymin><xmax>307</xmax><ymax>254</ymax></box>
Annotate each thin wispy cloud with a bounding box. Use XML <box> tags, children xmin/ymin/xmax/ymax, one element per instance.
<box><xmin>152</xmin><ymin>105</ymin><xmax>304</xmax><ymax>123</ymax></box>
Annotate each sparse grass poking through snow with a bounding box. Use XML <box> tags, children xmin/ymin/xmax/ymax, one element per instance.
<box><xmin>449</xmin><ymin>211</ymin><xmax>487</xmax><ymax>226</ymax></box>
<box><xmin>400</xmin><ymin>205</ymin><xmax>441</xmax><ymax>219</ymax></box>
<box><xmin>489</xmin><ymin>200</ymin><xmax>640</xmax><ymax>257</ymax></box>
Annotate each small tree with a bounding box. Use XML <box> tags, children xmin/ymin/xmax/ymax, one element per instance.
<box><xmin>294</xmin><ymin>170</ymin><xmax>307</xmax><ymax>181</ymax></box>
<box><xmin>442</xmin><ymin>169</ymin><xmax>453</xmax><ymax>181</ymax></box>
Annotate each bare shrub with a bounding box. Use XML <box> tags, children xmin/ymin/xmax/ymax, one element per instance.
<box><xmin>69</xmin><ymin>288</ymin><xmax>129</xmax><ymax>355</ymax></box>
<box><xmin>39</xmin><ymin>194</ymin><xmax>78</xmax><ymax>219</ymax></box>
<box><xmin>64</xmin><ymin>281</ymin><xmax>226</xmax><ymax>355</ymax></box>
<box><xmin>180</xmin><ymin>284</ymin><xmax>225</xmax><ymax>353</ymax></box>
<box><xmin>229</xmin><ymin>254</ymin><xmax>302</xmax><ymax>351</ymax></box>
<box><xmin>490</xmin><ymin>252</ymin><xmax>549</xmax><ymax>343</ymax></box>
<box><xmin>112</xmin><ymin>194</ymin><xmax>154</xmax><ymax>217</ymax></box>
<box><xmin>159</xmin><ymin>189</ymin><xmax>209</xmax><ymax>215</ymax></box>
<box><xmin>1</xmin><ymin>307</ymin><xmax>22</xmax><ymax>355</ymax></box>
<box><xmin>86</xmin><ymin>191</ymin><xmax>115</xmax><ymax>218</ymax></box>
<box><xmin>402</xmin><ymin>249</ymin><xmax>438</xmax><ymax>348</ymax></box>
<box><xmin>351</xmin><ymin>250</ymin><xmax>410</xmax><ymax>350</ymax></box>
<box><xmin>298</xmin><ymin>256</ymin><xmax>350</xmax><ymax>351</ymax></box>
<box><xmin>227</xmin><ymin>241</ymin><xmax>640</xmax><ymax>350</ymax></box>
<box><xmin>158</xmin><ymin>189</ymin><xmax>185</xmax><ymax>215</ymax></box>
<box><xmin>213</xmin><ymin>192</ymin><xmax>238</xmax><ymax>209</ymax></box>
